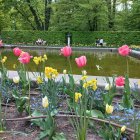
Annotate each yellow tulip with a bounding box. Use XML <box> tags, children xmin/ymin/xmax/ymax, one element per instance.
<box><xmin>42</xmin><ymin>96</ymin><xmax>49</xmax><ymax>108</ymax></box>
<box><xmin>106</xmin><ymin>104</ymin><xmax>113</xmax><ymax>114</ymax></box>
<box><xmin>13</xmin><ymin>76</ymin><xmax>20</xmax><ymax>84</ymax></box>
<box><xmin>121</xmin><ymin>125</ymin><xmax>126</xmax><ymax>133</ymax></box>
<box><xmin>75</xmin><ymin>92</ymin><xmax>82</xmax><ymax>102</ymax></box>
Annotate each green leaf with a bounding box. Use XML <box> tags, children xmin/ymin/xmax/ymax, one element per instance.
<box><xmin>52</xmin><ymin>133</ymin><xmax>66</xmax><ymax>140</ymax></box>
<box><xmin>86</xmin><ymin>110</ymin><xmax>104</xmax><ymax>119</ymax></box>
<box><xmin>51</xmin><ymin>109</ymin><xmax>58</xmax><ymax>116</ymax></box>
<box><xmin>31</xmin><ymin>110</ymin><xmax>44</xmax><ymax>127</ymax></box>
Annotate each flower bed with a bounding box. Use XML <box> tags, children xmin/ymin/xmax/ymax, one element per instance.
<box><xmin>0</xmin><ymin>42</ymin><xmax>140</xmax><ymax>140</ymax></box>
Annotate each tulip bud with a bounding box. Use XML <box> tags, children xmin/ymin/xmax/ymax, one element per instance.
<box><xmin>121</xmin><ymin>125</ymin><xmax>126</xmax><ymax>133</ymax></box>
<box><xmin>13</xmin><ymin>76</ymin><xmax>20</xmax><ymax>84</ymax></box>
<box><xmin>42</xmin><ymin>96</ymin><xmax>49</xmax><ymax>108</ymax></box>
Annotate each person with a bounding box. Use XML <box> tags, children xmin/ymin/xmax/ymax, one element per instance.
<box><xmin>99</xmin><ymin>38</ymin><xmax>104</xmax><ymax>46</ymax></box>
<box><xmin>36</xmin><ymin>38</ymin><xmax>46</xmax><ymax>45</ymax></box>
<box><xmin>95</xmin><ymin>38</ymin><xmax>100</xmax><ymax>46</ymax></box>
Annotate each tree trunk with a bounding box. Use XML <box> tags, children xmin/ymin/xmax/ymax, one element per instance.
<box><xmin>44</xmin><ymin>0</ymin><xmax>52</xmax><ymax>31</ymax></box>
<box><xmin>26</xmin><ymin>0</ymin><xmax>43</xmax><ymax>30</ymax></box>
<box><xmin>105</xmin><ymin>0</ymin><xmax>116</xmax><ymax>30</ymax></box>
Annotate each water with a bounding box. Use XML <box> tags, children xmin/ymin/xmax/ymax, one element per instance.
<box><xmin>1</xmin><ymin>49</ymin><xmax>140</xmax><ymax>78</ymax></box>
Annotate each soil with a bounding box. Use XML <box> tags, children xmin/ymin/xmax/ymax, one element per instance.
<box><xmin>0</xmin><ymin>90</ymin><xmax>103</xmax><ymax>140</ymax></box>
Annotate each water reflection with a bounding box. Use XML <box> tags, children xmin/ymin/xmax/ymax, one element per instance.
<box><xmin>1</xmin><ymin>49</ymin><xmax>140</xmax><ymax>78</ymax></box>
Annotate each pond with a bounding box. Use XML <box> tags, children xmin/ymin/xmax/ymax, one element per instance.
<box><xmin>1</xmin><ymin>48</ymin><xmax>140</xmax><ymax>78</ymax></box>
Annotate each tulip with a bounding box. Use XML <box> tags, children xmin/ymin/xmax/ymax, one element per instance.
<box><xmin>75</xmin><ymin>92</ymin><xmax>82</xmax><ymax>102</ymax></box>
<box><xmin>60</xmin><ymin>46</ymin><xmax>72</xmax><ymax>57</ymax></box>
<box><xmin>75</xmin><ymin>56</ymin><xmax>87</xmax><ymax>68</ymax></box>
<box><xmin>13</xmin><ymin>76</ymin><xmax>20</xmax><ymax>83</ymax></box>
<box><xmin>121</xmin><ymin>125</ymin><xmax>126</xmax><ymax>133</ymax></box>
<box><xmin>118</xmin><ymin>45</ymin><xmax>131</xmax><ymax>56</ymax></box>
<box><xmin>63</xmin><ymin>69</ymin><xmax>67</xmax><ymax>74</ymax></box>
<box><xmin>82</xmin><ymin>70</ymin><xmax>87</xmax><ymax>76</ymax></box>
<box><xmin>18</xmin><ymin>52</ymin><xmax>32</xmax><ymax>64</ymax></box>
<box><xmin>42</xmin><ymin>96</ymin><xmax>49</xmax><ymax>108</ymax></box>
<box><xmin>13</xmin><ymin>47</ymin><xmax>22</xmax><ymax>56</ymax></box>
<box><xmin>115</xmin><ymin>76</ymin><xmax>125</xmax><ymax>86</ymax></box>
<box><xmin>106</xmin><ymin>104</ymin><xmax>113</xmax><ymax>114</ymax></box>
<box><xmin>0</xmin><ymin>40</ymin><xmax>3</xmax><ymax>47</ymax></box>
<box><xmin>104</xmin><ymin>83</ymin><xmax>111</xmax><ymax>90</ymax></box>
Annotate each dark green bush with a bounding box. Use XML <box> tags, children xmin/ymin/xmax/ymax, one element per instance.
<box><xmin>1</xmin><ymin>30</ymin><xmax>140</xmax><ymax>47</ymax></box>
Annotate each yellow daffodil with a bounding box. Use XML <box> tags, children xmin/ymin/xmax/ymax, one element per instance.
<box><xmin>3</xmin><ymin>56</ymin><xmax>7</xmax><ymax>60</ymax></box>
<box><xmin>63</xmin><ymin>69</ymin><xmax>67</xmax><ymax>74</ymax></box>
<box><xmin>75</xmin><ymin>92</ymin><xmax>82</xmax><ymax>102</ymax></box>
<box><xmin>138</xmin><ymin>80</ymin><xmax>140</xmax><ymax>86</ymax></box>
<box><xmin>33</xmin><ymin>57</ymin><xmax>40</xmax><ymax>65</ymax></box>
<box><xmin>42</xmin><ymin>96</ymin><xmax>49</xmax><ymax>108</ymax></box>
<box><xmin>1</xmin><ymin>59</ymin><xmax>5</xmax><ymax>63</ymax></box>
<box><xmin>13</xmin><ymin>76</ymin><xmax>20</xmax><ymax>84</ymax></box>
<box><xmin>13</xmin><ymin>64</ymin><xmax>16</xmax><ymax>69</ymax></box>
<box><xmin>83</xmin><ymin>82</ymin><xmax>89</xmax><ymax>88</ymax></box>
<box><xmin>92</xmin><ymin>84</ymin><xmax>97</xmax><ymax>91</ymax></box>
<box><xmin>121</xmin><ymin>125</ymin><xmax>126</xmax><ymax>133</ymax></box>
<box><xmin>43</xmin><ymin>54</ymin><xmax>47</xmax><ymax>60</ymax></box>
<box><xmin>81</xmin><ymin>76</ymin><xmax>88</xmax><ymax>81</ymax></box>
<box><xmin>36</xmin><ymin>76</ymin><xmax>43</xmax><ymax>84</ymax></box>
<box><xmin>45</xmin><ymin>67</ymin><xmax>58</xmax><ymax>79</ymax></box>
<box><xmin>106</xmin><ymin>104</ymin><xmax>113</xmax><ymax>114</ymax></box>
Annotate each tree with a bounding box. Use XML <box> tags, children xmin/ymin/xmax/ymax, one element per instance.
<box><xmin>1</xmin><ymin>0</ymin><xmax>53</xmax><ymax>30</ymax></box>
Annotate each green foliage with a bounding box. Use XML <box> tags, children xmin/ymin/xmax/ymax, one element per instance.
<box><xmin>122</xmin><ymin>74</ymin><xmax>134</xmax><ymax>109</ymax></box>
<box><xmin>12</xmin><ymin>88</ymin><xmax>29</xmax><ymax>113</ymax></box>
<box><xmin>1</xmin><ymin>30</ymin><xmax>140</xmax><ymax>46</ymax></box>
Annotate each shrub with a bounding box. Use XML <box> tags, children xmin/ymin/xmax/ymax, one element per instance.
<box><xmin>1</xmin><ymin>30</ymin><xmax>140</xmax><ymax>47</ymax></box>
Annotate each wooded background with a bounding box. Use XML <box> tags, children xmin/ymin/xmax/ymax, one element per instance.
<box><xmin>0</xmin><ymin>0</ymin><xmax>139</xmax><ymax>31</ymax></box>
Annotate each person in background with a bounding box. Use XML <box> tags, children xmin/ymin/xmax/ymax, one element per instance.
<box><xmin>99</xmin><ymin>38</ymin><xmax>104</xmax><ymax>46</ymax></box>
<box><xmin>95</xmin><ymin>38</ymin><xmax>100</xmax><ymax>46</ymax></box>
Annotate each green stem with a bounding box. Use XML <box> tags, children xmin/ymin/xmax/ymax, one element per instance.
<box><xmin>126</xmin><ymin>57</ymin><xmax>129</xmax><ymax>76</ymax></box>
<box><xmin>27</xmin><ymin>68</ymin><xmax>31</xmax><ymax>115</ymax></box>
<box><xmin>67</xmin><ymin>57</ymin><xmax>73</xmax><ymax>74</ymax></box>
<box><xmin>0</xmin><ymin>91</ymin><xmax>3</xmax><ymax>131</ymax></box>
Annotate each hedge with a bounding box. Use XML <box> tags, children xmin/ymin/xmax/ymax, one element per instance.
<box><xmin>1</xmin><ymin>30</ymin><xmax>140</xmax><ymax>47</ymax></box>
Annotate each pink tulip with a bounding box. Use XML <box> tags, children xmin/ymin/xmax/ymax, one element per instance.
<box><xmin>75</xmin><ymin>56</ymin><xmax>87</xmax><ymax>68</ymax></box>
<box><xmin>115</xmin><ymin>76</ymin><xmax>125</xmax><ymax>86</ymax></box>
<box><xmin>13</xmin><ymin>47</ymin><xmax>22</xmax><ymax>56</ymax></box>
<box><xmin>118</xmin><ymin>45</ymin><xmax>131</xmax><ymax>56</ymax></box>
<box><xmin>18</xmin><ymin>52</ymin><xmax>32</xmax><ymax>64</ymax></box>
<box><xmin>0</xmin><ymin>40</ymin><xmax>3</xmax><ymax>47</ymax></box>
<box><xmin>60</xmin><ymin>46</ymin><xmax>72</xmax><ymax>57</ymax></box>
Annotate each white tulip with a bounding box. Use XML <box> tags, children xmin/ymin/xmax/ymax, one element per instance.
<box><xmin>42</xmin><ymin>96</ymin><xmax>49</xmax><ymax>108</ymax></box>
<box><xmin>13</xmin><ymin>76</ymin><xmax>20</xmax><ymax>84</ymax></box>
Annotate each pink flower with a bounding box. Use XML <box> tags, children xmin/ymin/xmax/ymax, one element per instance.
<box><xmin>75</xmin><ymin>56</ymin><xmax>87</xmax><ymax>68</ymax></box>
<box><xmin>60</xmin><ymin>46</ymin><xmax>72</xmax><ymax>57</ymax></box>
<box><xmin>118</xmin><ymin>45</ymin><xmax>131</xmax><ymax>56</ymax></box>
<box><xmin>18</xmin><ymin>52</ymin><xmax>32</xmax><ymax>64</ymax></box>
<box><xmin>13</xmin><ymin>47</ymin><xmax>22</xmax><ymax>56</ymax></box>
<box><xmin>0</xmin><ymin>40</ymin><xmax>3</xmax><ymax>47</ymax></box>
<box><xmin>115</xmin><ymin>76</ymin><xmax>125</xmax><ymax>86</ymax></box>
